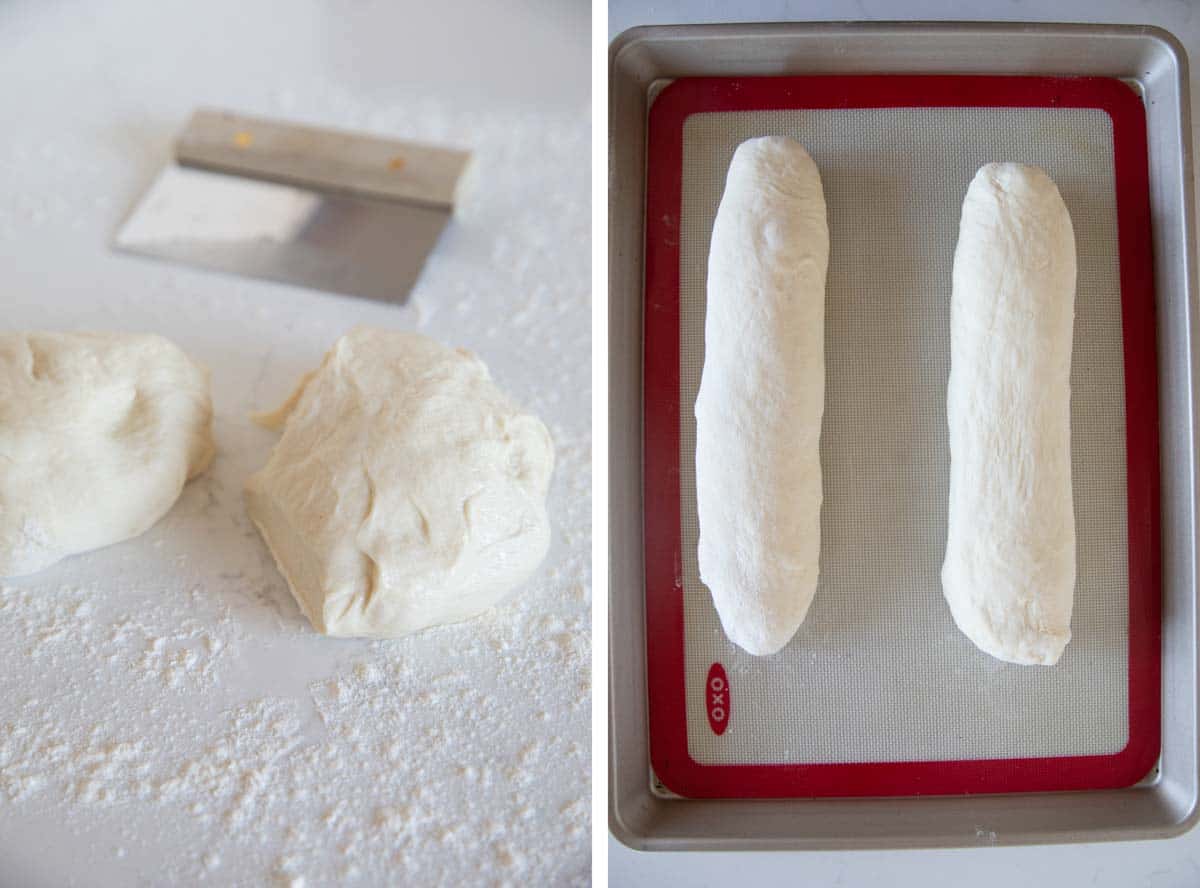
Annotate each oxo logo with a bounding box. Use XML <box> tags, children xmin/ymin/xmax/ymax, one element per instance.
<box><xmin>705</xmin><ymin>663</ymin><xmax>729</xmax><ymax>735</ymax></box>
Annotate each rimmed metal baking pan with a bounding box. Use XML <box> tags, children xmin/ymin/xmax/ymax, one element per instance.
<box><xmin>609</xmin><ymin>22</ymin><xmax>1198</xmax><ymax>850</ymax></box>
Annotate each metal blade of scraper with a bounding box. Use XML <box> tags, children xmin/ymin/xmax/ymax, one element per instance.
<box><xmin>114</xmin><ymin>108</ymin><xmax>472</xmax><ymax>303</ymax></box>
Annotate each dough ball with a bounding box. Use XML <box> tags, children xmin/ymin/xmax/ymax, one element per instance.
<box><xmin>245</xmin><ymin>327</ymin><xmax>554</xmax><ymax>639</ymax></box>
<box><xmin>0</xmin><ymin>331</ymin><xmax>214</xmax><ymax>577</ymax></box>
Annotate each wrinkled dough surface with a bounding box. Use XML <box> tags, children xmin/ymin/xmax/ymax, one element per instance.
<box><xmin>245</xmin><ymin>327</ymin><xmax>554</xmax><ymax>639</ymax></box>
<box><xmin>694</xmin><ymin>136</ymin><xmax>829</xmax><ymax>656</ymax></box>
<box><xmin>0</xmin><ymin>331</ymin><xmax>214</xmax><ymax>577</ymax></box>
<box><xmin>942</xmin><ymin>163</ymin><xmax>1077</xmax><ymax>666</ymax></box>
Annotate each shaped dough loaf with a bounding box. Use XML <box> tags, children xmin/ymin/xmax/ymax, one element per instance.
<box><xmin>694</xmin><ymin>136</ymin><xmax>829</xmax><ymax>656</ymax></box>
<box><xmin>942</xmin><ymin>163</ymin><xmax>1077</xmax><ymax>665</ymax></box>
<box><xmin>0</xmin><ymin>331</ymin><xmax>214</xmax><ymax>577</ymax></box>
<box><xmin>245</xmin><ymin>327</ymin><xmax>554</xmax><ymax>639</ymax></box>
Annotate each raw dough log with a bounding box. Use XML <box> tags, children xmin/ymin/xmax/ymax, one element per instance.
<box><xmin>0</xmin><ymin>331</ymin><xmax>214</xmax><ymax>577</ymax></box>
<box><xmin>245</xmin><ymin>327</ymin><xmax>554</xmax><ymax>639</ymax></box>
<box><xmin>942</xmin><ymin>163</ymin><xmax>1077</xmax><ymax>666</ymax></box>
<box><xmin>694</xmin><ymin>136</ymin><xmax>829</xmax><ymax>656</ymax></box>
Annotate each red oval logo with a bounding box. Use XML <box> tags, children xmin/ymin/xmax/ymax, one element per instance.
<box><xmin>705</xmin><ymin>663</ymin><xmax>729</xmax><ymax>735</ymax></box>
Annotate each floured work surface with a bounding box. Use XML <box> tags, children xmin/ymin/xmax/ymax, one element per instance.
<box><xmin>644</xmin><ymin>78</ymin><xmax>1160</xmax><ymax>798</ymax></box>
<box><xmin>0</xmin><ymin>3</ymin><xmax>591</xmax><ymax>882</ymax></box>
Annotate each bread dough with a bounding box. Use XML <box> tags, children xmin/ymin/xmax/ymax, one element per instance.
<box><xmin>0</xmin><ymin>331</ymin><xmax>214</xmax><ymax>577</ymax></box>
<box><xmin>694</xmin><ymin>136</ymin><xmax>829</xmax><ymax>656</ymax></box>
<box><xmin>942</xmin><ymin>163</ymin><xmax>1077</xmax><ymax>666</ymax></box>
<box><xmin>245</xmin><ymin>327</ymin><xmax>554</xmax><ymax>638</ymax></box>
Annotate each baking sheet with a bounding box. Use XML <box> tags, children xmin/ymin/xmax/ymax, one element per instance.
<box><xmin>678</xmin><ymin>106</ymin><xmax>1129</xmax><ymax>765</ymax></box>
<box><xmin>612</xmin><ymin>22</ymin><xmax>1195</xmax><ymax>849</ymax></box>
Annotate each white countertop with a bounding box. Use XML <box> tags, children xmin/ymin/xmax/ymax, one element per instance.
<box><xmin>0</xmin><ymin>1</ymin><xmax>589</xmax><ymax>885</ymax></box>
<box><xmin>608</xmin><ymin>1</ymin><xmax>1200</xmax><ymax>885</ymax></box>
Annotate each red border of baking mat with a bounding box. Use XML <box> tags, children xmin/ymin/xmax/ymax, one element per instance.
<box><xmin>642</xmin><ymin>75</ymin><xmax>1161</xmax><ymax>798</ymax></box>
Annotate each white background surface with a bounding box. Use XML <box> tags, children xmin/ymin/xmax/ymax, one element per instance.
<box><xmin>0</xmin><ymin>1</ymin><xmax>589</xmax><ymax>885</ymax></box>
<box><xmin>608</xmin><ymin>0</ymin><xmax>1200</xmax><ymax>886</ymax></box>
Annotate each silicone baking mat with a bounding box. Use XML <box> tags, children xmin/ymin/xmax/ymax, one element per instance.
<box><xmin>642</xmin><ymin>76</ymin><xmax>1161</xmax><ymax>798</ymax></box>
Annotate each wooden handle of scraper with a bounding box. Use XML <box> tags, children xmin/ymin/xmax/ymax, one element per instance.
<box><xmin>175</xmin><ymin>108</ymin><xmax>472</xmax><ymax>210</ymax></box>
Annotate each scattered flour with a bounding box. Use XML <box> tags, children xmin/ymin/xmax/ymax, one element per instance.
<box><xmin>0</xmin><ymin>471</ymin><xmax>590</xmax><ymax>885</ymax></box>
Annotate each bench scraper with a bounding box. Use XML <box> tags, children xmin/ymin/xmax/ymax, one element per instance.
<box><xmin>115</xmin><ymin>108</ymin><xmax>472</xmax><ymax>303</ymax></box>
